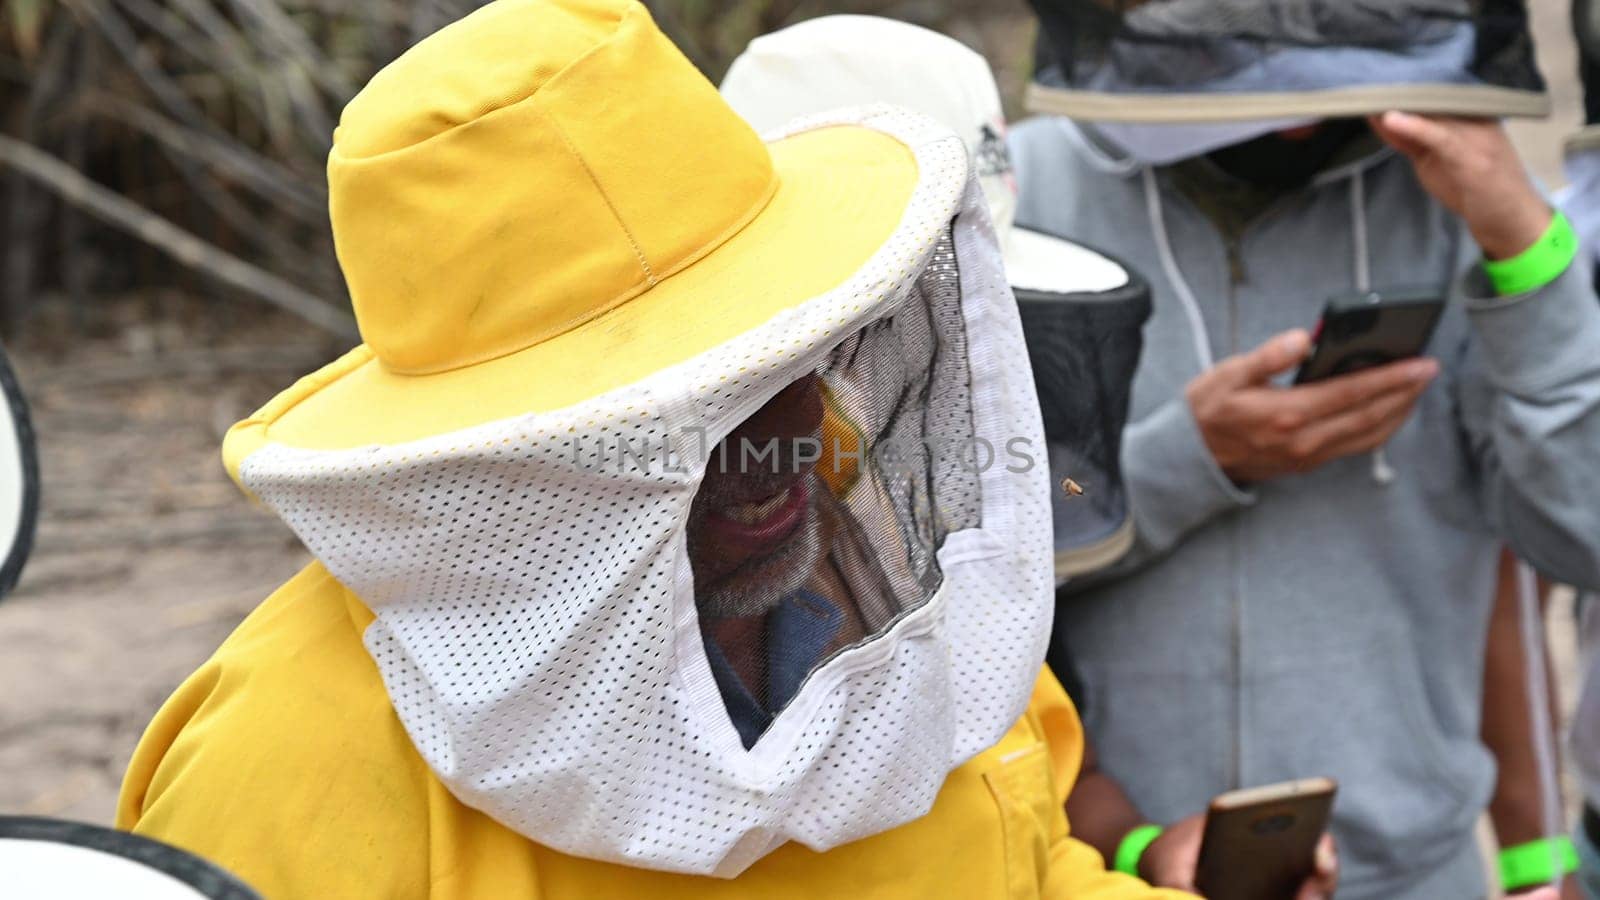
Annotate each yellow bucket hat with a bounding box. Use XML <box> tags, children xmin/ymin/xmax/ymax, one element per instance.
<box><xmin>223</xmin><ymin>0</ymin><xmax>955</xmax><ymax>475</ymax></box>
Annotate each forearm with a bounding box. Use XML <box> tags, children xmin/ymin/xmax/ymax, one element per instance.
<box><xmin>1067</xmin><ymin>742</ymin><xmax>1149</xmax><ymax>866</ymax></box>
<box><xmin>1482</xmin><ymin>548</ymin><xmax>1561</xmax><ymax>847</ymax></box>
<box><xmin>1460</xmin><ymin>257</ymin><xmax>1600</xmax><ymax>589</ymax></box>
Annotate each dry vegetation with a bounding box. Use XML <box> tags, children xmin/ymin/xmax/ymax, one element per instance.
<box><xmin>0</xmin><ymin>0</ymin><xmax>1031</xmax><ymax>343</ymax></box>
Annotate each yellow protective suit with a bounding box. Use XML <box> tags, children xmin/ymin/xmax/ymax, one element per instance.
<box><xmin>118</xmin><ymin>563</ymin><xmax>1180</xmax><ymax>899</ymax></box>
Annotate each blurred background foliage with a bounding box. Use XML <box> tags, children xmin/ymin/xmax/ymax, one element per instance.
<box><xmin>0</xmin><ymin>0</ymin><xmax>1031</xmax><ymax>341</ymax></box>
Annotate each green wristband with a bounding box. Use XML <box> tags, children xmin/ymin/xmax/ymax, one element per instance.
<box><xmin>1499</xmin><ymin>835</ymin><xmax>1579</xmax><ymax>891</ymax></box>
<box><xmin>1114</xmin><ymin>824</ymin><xmax>1164</xmax><ymax>877</ymax></box>
<box><xmin>1482</xmin><ymin>211</ymin><xmax>1578</xmax><ymax>296</ymax></box>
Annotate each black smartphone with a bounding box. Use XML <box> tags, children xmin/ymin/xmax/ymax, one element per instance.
<box><xmin>1194</xmin><ymin>777</ymin><xmax>1338</xmax><ymax>900</ymax></box>
<box><xmin>1293</xmin><ymin>287</ymin><xmax>1445</xmax><ymax>385</ymax></box>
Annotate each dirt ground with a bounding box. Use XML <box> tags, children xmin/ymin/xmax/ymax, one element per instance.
<box><xmin>0</xmin><ymin>2</ymin><xmax>1592</xmax><ymax>835</ymax></box>
<box><xmin>0</xmin><ymin>296</ymin><xmax>341</xmax><ymax>823</ymax></box>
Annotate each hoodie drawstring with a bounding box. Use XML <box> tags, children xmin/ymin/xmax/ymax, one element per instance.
<box><xmin>1143</xmin><ymin>166</ymin><xmax>1216</xmax><ymax>373</ymax></box>
<box><xmin>1349</xmin><ymin>169</ymin><xmax>1396</xmax><ymax>485</ymax></box>
<box><xmin>1350</xmin><ymin>167</ymin><xmax>1372</xmax><ymax>294</ymax></box>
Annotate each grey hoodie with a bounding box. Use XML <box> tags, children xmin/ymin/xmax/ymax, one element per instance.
<box><xmin>1012</xmin><ymin>117</ymin><xmax>1600</xmax><ymax>899</ymax></box>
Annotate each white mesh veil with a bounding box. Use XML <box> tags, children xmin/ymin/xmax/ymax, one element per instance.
<box><xmin>234</xmin><ymin>107</ymin><xmax>1052</xmax><ymax>877</ymax></box>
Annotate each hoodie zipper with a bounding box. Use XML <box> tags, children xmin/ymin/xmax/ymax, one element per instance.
<box><xmin>1225</xmin><ymin>238</ymin><xmax>1247</xmax><ymax>288</ymax></box>
<box><xmin>1220</xmin><ymin>199</ymin><xmax>1303</xmax><ymax>791</ymax></box>
<box><xmin>1154</xmin><ymin>171</ymin><xmax>1321</xmax><ymax>794</ymax></box>
<box><xmin>1157</xmin><ymin>161</ymin><xmax>1381</xmax><ymax>794</ymax></box>
<box><xmin>1218</xmin><ymin>194</ymin><xmax>1308</xmax><ymax>790</ymax></box>
<box><xmin>1224</xmin><ymin>235</ymin><xmax>1244</xmax><ymax>792</ymax></box>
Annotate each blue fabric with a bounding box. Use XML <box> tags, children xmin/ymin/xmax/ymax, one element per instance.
<box><xmin>703</xmin><ymin>589</ymin><xmax>843</xmax><ymax>749</ymax></box>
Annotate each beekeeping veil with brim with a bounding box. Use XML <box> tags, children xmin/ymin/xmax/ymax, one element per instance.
<box><xmin>1027</xmin><ymin>0</ymin><xmax>1550</xmax><ymax>163</ymax></box>
<box><xmin>220</xmin><ymin>0</ymin><xmax>1051</xmax><ymax>879</ymax></box>
<box><xmin>719</xmin><ymin>14</ymin><xmax>1153</xmax><ymax>583</ymax></box>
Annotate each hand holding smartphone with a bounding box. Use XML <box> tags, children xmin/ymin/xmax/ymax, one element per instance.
<box><xmin>1194</xmin><ymin>777</ymin><xmax>1338</xmax><ymax>900</ymax></box>
<box><xmin>1294</xmin><ymin>287</ymin><xmax>1445</xmax><ymax>385</ymax></box>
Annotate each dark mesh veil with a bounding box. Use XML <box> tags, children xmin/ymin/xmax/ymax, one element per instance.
<box><xmin>686</xmin><ymin>228</ymin><xmax>982</xmax><ymax>748</ymax></box>
<box><xmin>1007</xmin><ymin>229</ymin><xmax>1150</xmax><ymax>583</ymax></box>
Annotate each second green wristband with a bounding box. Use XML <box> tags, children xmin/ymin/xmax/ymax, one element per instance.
<box><xmin>1115</xmin><ymin>824</ymin><xmax>1164</xmax><ymax>877</ymax></box>
<box><xmin>1482</xmin><ymin>210</ymin><xmax>1578</xmax><ymax>296</ymax></box>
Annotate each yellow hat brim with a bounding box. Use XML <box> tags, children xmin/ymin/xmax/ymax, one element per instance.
<box><xmin>224</xmin><ymin>120</ymin><xmax>931</xmax><ymax>481</ymax></box>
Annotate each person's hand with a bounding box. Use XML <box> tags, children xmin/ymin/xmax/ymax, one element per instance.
<box><xmin>1136</xmin><ymin>814</ymin><xmax>1338</xmax><ymax>898</ymax></box>
<box><xmin>1186</xmin><ymin>329</ymin><xmax>1439</xmax><ymax>484</ymax></box>
<box><xmin>1138</xmin><ymin>813</ymin><xmax>1203</xmax><ymax>890</ymax></box>
<box><xmin>1369</xmin><ymin>111</ymin><xmax>1553</xmax><ymax>261</ymax></box>
<box><xmin>1512</xmin><ymin>887</ymin><xmax>1562</xmax><ymax>900</ymax></box>
<box><xmin>1296</xmin><ymin>835</ymin><xmax>1339</xmax><ymax>900</ymax></box>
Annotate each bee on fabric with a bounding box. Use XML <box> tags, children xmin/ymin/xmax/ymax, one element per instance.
<box><xmin>1061</xmin><ymin>477</ymin><xmax>1085</xmax><ymax>498</ymax></box>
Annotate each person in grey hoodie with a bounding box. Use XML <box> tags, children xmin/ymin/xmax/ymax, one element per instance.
<box><xmin>1012</xmin><ymin>3</ymin><xmax>1600</xmax><ymax>898</ymax></box>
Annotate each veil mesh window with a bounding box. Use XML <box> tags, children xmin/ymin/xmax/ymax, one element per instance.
<box><xmin>1014</xmin><ymin>258</ymin><xmax>1150</xmax><ymax>550</ymax></box>
<box><xmin>687</xmin><ymin>228</ymin><xmax>980</xmax><ymax>748</ymax></box>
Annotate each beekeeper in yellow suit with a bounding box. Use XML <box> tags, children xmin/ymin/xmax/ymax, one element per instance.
<box><xmin>115</xmin><ymin>2</ymin><xmax>1187</xmax><ymax>897</ymax></box>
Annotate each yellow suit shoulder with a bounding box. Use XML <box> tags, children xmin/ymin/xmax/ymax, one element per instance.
<box><xmin>117</xmin><ymin>562</ymin><xmax>435</xmax><ymax>898</ymax></box>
